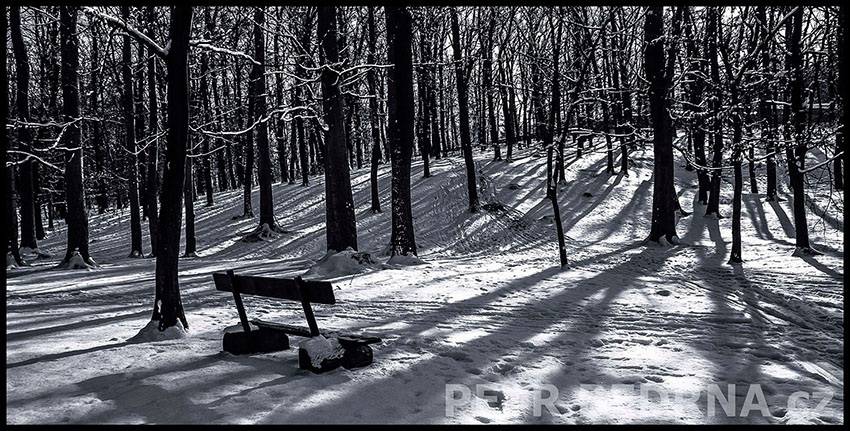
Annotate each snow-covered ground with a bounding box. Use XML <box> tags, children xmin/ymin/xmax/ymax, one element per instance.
<box><xmin>6</xmin><ymin>141</ymin><xmax>843</xmax><ymax>424</ymax></box>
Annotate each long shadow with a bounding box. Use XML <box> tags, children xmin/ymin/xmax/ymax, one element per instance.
<box><xmin>6</xmin><ymin>302</ymin><xmax>149</xmax><ymax>331</ymax></box>
<box><xmin>60</xmin><ymin>352</ymin><xmax>308</xmax><ymax>423</ymax></box>
<box><xmin>803</xmin><ymin>193</ymin><xmax>843</xmax><ymax>232</ymax></box>
<box><xmin>561</xmin><ymin>172</ymin><xmax>625</xmax><ymax>231</ymax></box>
<box><xmin>580</xmin><ymin>175</ymin><xmax>653</xmax><ymax>244</ymax></box>
<box><xmin>680</xmin><ymin>203</ymin><xmax>708</xmax><ymax>245</ymax></box>
<box><xmin>7</xmin><ymin>341</ymin><xmax>130</xmax><ymax>369</ymax></box>
<box><xmin>705</xmin><ymin>216</ymin><xmax>729</xmax><ymax>262</ymax></box>
<box><xmin>680</xmin><ymin>234</ymin><xmax>844</xmax><ymax>423</ymax></box>
<box><xmin>6</xmin><ymin>310</ymin><xmax>151</xmax><ymax>343</ymax></box>
<box><xmin>767</xmin><ymin>200</ymin><xmax>796</xmax><ymax>239</ymax></box>
<box><xmin>6</xmin><ymin>258</ymin><xmax>302</xmax><ymax>314</ymax></box>
<box><xmin>697</xmin><ymin>264</ymin><xmax>774</xmax><ymax>424</ymax></box>
<box><xmin>256</xmin><ymin>243</ymin><xmax>677</xmax><ymax>423</ymax></box>
<box><xmin>797</xmin><ymin>254</ymin><xmax>844</xmax><ymax>281</ymax></box>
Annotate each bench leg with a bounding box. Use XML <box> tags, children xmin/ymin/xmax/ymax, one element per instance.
<box><xmin>223</xmin><ymin>329</ymin><xmax>289</xmax><ymax>355</ymax></box>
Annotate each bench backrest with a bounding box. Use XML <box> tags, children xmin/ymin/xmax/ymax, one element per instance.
<box><xmin>213</xmin><ymin>272</ymin><xmax>336</xmax><ymax>304</ymax></box>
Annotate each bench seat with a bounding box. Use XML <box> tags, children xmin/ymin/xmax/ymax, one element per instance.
<box><xmin>251</xmin><ymin>319</ymin><xmax>382</xmax><ymax>346</ymax></box>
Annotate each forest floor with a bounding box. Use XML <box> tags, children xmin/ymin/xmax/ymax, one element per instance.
<box><xmin>6</xmin><ymin>139</ymin><xmax>844</xmax><ymax>424</ymax></box>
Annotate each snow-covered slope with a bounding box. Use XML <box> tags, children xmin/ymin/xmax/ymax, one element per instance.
<box><xmin>6</xmin><ymin>141</ymin><xmax>843</xmax><ymax>424</ymax></box>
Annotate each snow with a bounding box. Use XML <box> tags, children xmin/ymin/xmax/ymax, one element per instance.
<box><xmin>20</xmin><ymin>246</ymin><xmax>52</xmax><ymax>258</ymax></box>
<box><xmin>299</xmin><ymin>335</ymin><xmax>344</xmax><ymax>368</ymax></box>
<box><xmin>5</xmin><ymin>140</ymin><xmax>843</xmax><ymax>424</ymax></box>
<box><xmin>56</xmin><ymin>250</ymin><xmax>95</xmax><ymax>270</ymax></box>
<box><xmin>128</xmin><ymin>319</ymin><xmax>189</xmax><ymax>343</ymax></box>
<box><xmin>386</xmin><ymin>253</ymin><xmax>427</xmax><ymax>266</ymax></box>
<box><xmin>304</xmin><ymin>248</ymin><xmax>376</xmax><ymax>277</ymax></box>
<box><xmin>7</xmin><ymin>252</ymin><xmax>21</xmax><ymax>270</ymax></box>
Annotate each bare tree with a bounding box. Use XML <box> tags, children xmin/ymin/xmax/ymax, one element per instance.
<box><xmin>386</xmin><ymin>6</ymin><xmax>417</xmax><ymax>256</ymax></box>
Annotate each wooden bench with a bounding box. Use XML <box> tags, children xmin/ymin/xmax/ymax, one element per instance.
<box><xmin>213</xmin><ymin>270</ymin><xmax>380</xmax><ymax>372</ymax></box>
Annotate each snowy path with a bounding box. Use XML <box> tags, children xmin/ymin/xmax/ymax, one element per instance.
<box><xmin>7</xmin><ymin>143</ymin><xmax>843</xmax><ymax>424</ymax></box>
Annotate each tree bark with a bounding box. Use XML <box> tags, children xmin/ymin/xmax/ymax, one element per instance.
<box><xmin>368</xmin><ymin>7</ymin><xmax>382</xmax><ymax>213</ymax></box>
<box><xmin>451</xmin><ymin>7</ymin><xmax>480</xmax><ymax>212</ymax></box>
<box><xmin>786</xmin><ymin>7</ymin><xmax>815</xmax><ymax>253</ymax></box>
<box><xmin>252</xmin><ymin>7</ymin><xmax>279</xmax><ymax>230</ymax></box>
<box><xmin>484</xmin><ymin>10</ymin><xmax>500</xmax><ymax>160</ymax></box>
<box><xmin>386</xmin><ymin>6</ymin><xmax>418</xmax><ymax>256</ymax></box>
<box><xmin>242</xmin><ymin>72</ymin><xmax>255</xmax><ymax>218</ymax></box>
<box><xmin>58</xmin><ymin>6</ymin><xmax>95</xmax><ymax>267</ymax></box>
<box><xmin>684</xmin><ymin>7</ymin><xmax>710</xmax><ymax>203</ymax></box>
<box><xmin>319</xmin><ymin>6</ymin><xmax>359</xmax><ymax>252</ymax></box>
<box><xmin>154</xmin><ymin>6</ymin><xmax>193</xmax><ymax>330</ymax></box>
<box><xmin>10</xmin><ymin>6</ymin><xmax>39</xmax><ymax>253</ymax></box>
<box><xmin>4</xmin><ymin>8</ymin><xmax>25</xmax><ymax>267</ymax></box>
<box><xmin>612</xmin><ymin>10</ymin><xmax>632</xmax><ymax>174</ymax></box>
<box><xmin>122</xmin><ymin>6</ymin><xmax>144</xmax><ymax>258</ymax></box>
<box><xmin>546</xmin><ymin>11</ymin><xmax>568</xmax><ymax>267</ymax></box>
<box><xmin>836</xmin><ymin>8</ymin><xmax>845</xmax><ymax>190</ymax></box>
<box><xmin>705</xmin><ymin>8</ymin><xmax>724</xmax><ymax>218</ymax></box>
<box><xmin>145</xmin><ymin>6</ymin><xmax>160</xmax><ymax>257</ymax></box>
<box><xmin>645</xmin><ymin>6</ymin><xmax>678</xmax><ymax>244</ymax></box>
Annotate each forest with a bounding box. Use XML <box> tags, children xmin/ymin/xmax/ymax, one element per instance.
<box><xmin>5</xmin><ymin>5</ymin><xmax>845</xmax><ymax>425</ymax></box>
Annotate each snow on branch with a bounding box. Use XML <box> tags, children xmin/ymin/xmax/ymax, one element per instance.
<box><xmin>7</xmin><ymin>151</ymin><xmax>64</xmax><ymax>173</ymax></box>
<box><xmin>799</xmin><ymin>151</ymin><xmax>844</xmax><ymax>175</ymax></box>
<box><xmin>190</xmin><ymin>40</ymin><xmax>260</xmax><ymax>65</ymax></box>
<box><xmin>82</xmin><ymin>7</ymin><xmax>167</xmax><ymax>58</ymax></box>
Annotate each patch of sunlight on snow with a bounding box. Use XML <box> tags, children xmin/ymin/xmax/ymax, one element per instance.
<box><xmin>759</xmin><ymin>362</ymin><xmax>803</xmax><ymax>382</ymax></box>
<box><xmin>445</xmin><ymin>328</ymin><xmax>491</xmax><ymax>345</ymax></box>
<box><xmin>198</xmin><ymin>236</ymin><xmax>242</xmax><ymax>257</ymax></box>
<box><xmin>522</xmin><ymin>323</ymin><xmax>573</xmax><ymax>347</ymax></box>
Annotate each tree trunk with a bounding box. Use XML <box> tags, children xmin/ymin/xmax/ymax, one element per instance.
<box><xmin>137</xmin><ymin>41</ymin><xmax>148</xmax><ymax>222</ymax></box>
<box><xmin>154</xmin><ymin>6</ymin><xmax>193</xmax><ymax>330</ymax></box>
<box><xmin>705</xmin><ymin>8</ymin><xmax>724</xmax><ymax>218</ymax></box>
<box><xmin>595</xmin><ymin>17</ymin><xmax>616</xmax><ymax>175</ymax></box>
<box><xmin>836</xmin><ymin>8</ymin><xmax>845</xmax><ymax>190</ymax></box>
<box><xmin>546</xmin><ymin>12</ymin><xmax>568</xmax><ymax>267</ymax></box>
<box><xmin>645</xmin><ymin>6</ymin><xmax>678</xmax><ymax>244</ymax></box>
<box><xmin>762</xmin><ymin>7</ymin><xmax>779</xmax><ymax>201</ymax></box>
<box><xmin>386</xmin><ymin>6</ymin><xmax>418</xmax><ymax>256</ymax></box>
<box><xmin>90</xmin><ymin>22</ymin><xmax>109</xmax><ymax>215</ymax></box>
<box><xmin>183</xmin><ymin>138</ymin><xmax>197</xmax><ymax>256</ymax></box>
<box><xmin>288</xmin><ymin>92</ymin><xmax>298</xmax><ymax>184</ymax></box>
<box><xmin>612</xmin><ymin>10</ymin><xmax>632</xmax><ymax>174</ymax></box>
<box><xmin>242</xmin><ymin>74</ymin><xmax>255</xmax><ymax>218</ymax></box>
<box><xmin>252</xmin><ymin>7</ymin><xmax>279</xmax><ymax>230</ymax></box>
<box><xmin>5</xmin><ymin>9</ymin><xmax>25</xmax><ymax>267</ymax></box>
<box><xmin>451</xmin><ymin>7</ymin><xmax>480</xmax><ymax>212</ymax></box>
<box><xmin>145</xmin><ymin>6</ymin><xmax>160</xmax><ymax>257</ymax></box>
<box><xmin>684</xmin><ymin>7</ymin><xmax>710</xmax><ymax>203</ymax></box>
<box><xmin>10</xmin><ymin>6</ymin><xmax>38</xmax><ymax>253</ymax></box>
<box><xmin>222</xmin><ymin>63</ymin><xmax>237</xmax><ymax>191</ymax></box>
<box><xmin>319</xmin><ymin>6</ymin><xmax>359</xmax><ymax>252</ymax></box>
<box><xmin>730</xmin><ymin>88</ymin><xmax>744</xmax><ymax>263</ymax></box>
<box><xmin>272</xmin><ymin>10</ymin><xmax>288</xmax><ymax>185</ymax></box>
<box><xmin>786</xmin><ymin>7</ymin><xmax>815</xmax><ymax>253</ymax></box>
<box><xmin>234</xmin><ymin>62</ymin><xmax>246</xmax><ymax>188</ymax></box>
<box><xmin>416</xmin><ymin>32</ymin><xmax>432</xmax><ymax>178</ymax></box>
<box><xmin>498</xmin><ymin>63</ymin><xmax>516</xmax><ymax>162</ymax></box>
<box><xmin>484</xmin><ymin>11</ymin><xmax>500</xmax><ymax>161</ymax></box>
<box><xmin>368</xmin><ymin>7</ymin><xmax>382</xmax><ymax>213</ymax></box>
<box><xmin>122</xmin><ymin>6</ymin><xmax>144</xmax><ymax>258</ymax></box>
<box><xmin>58</xmin><ymin>6</ymin><xmax>95</xmax><ymax>267</ymax></box>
